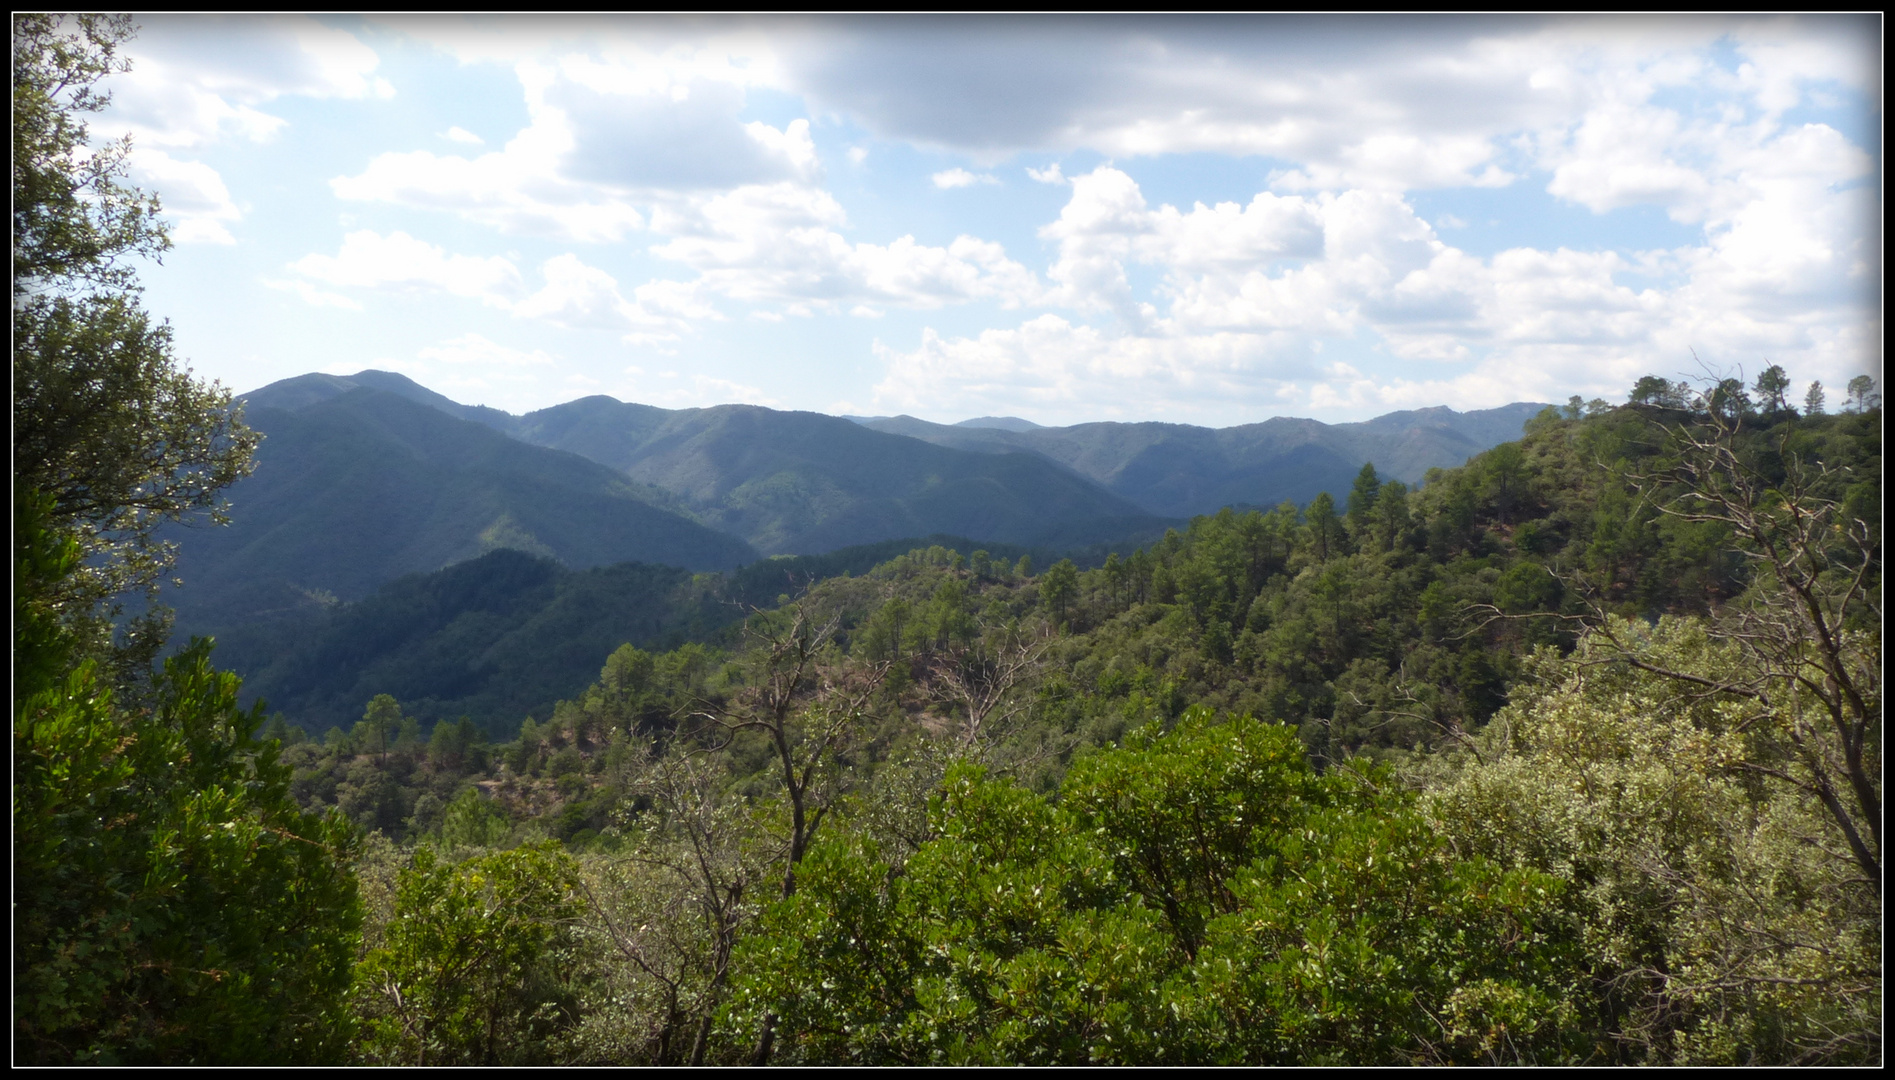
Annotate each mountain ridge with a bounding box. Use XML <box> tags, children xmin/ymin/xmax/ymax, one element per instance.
<box><xmin>242</xmin><ymin>370</ymin><xmax>1549</xmax><ymax>522</ymax></box>
<box><xmin>164</xmin><ymin>387</ymin><xmax>758</xmax><ymax>639</ymax></box>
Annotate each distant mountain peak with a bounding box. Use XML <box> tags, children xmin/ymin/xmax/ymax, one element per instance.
<box><xmin>956</xmin><ymin>416</ymin><xmax>1043</xmax><ymax>431</ymax></box>
<box><xmin>242</xmin><ymin>369</ymin><xmax>523</xmax><ymax>436</ymax></box>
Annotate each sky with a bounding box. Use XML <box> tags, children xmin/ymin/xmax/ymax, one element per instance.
<box><xmin>97</xmin><ymin>14</ymin><xmax>1882</xmax><ymax>427</ymax></box>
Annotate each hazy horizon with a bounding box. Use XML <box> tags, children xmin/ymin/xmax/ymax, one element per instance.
<box><xmin>242</xmin><ymin>366</ymin><xmax>1555</xmax><ymax>431</ymax></box>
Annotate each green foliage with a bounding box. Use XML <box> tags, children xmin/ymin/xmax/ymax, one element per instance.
<box><xmin>1844</xmin><ymin>374</ymin><xmax>1878</xmax><ymax>413</ymax></box>
<box><xmin>1039</xmin><ymin>557</ymin><xmax>1079</xmax><ymax>626</ymax></box>
<box><xmin>13</xmin><ymin>13</ymin><xmax>258</xmax><ymax>665</ymax></box>
<box><xmin>12</xmin><ymin>13</ymin><xmax>161</xmax><ymax>293</ymax></box>
<box><xmin>213</xmin><ymin>549</ymin><xmax>744</xmax><ymax>737</ymax></box>
<box><xmin>732</xmin><ymin>710</ymin><xmax>1582</xmax><ymax>1064</ymax></box>
<box><xmin>352</xmin><ymin>842</ymin><xmax>587</xmax><ymax>1065</ymax></box>
<box><xmin>14</xmin><ymin>500</ymin><xmax>362</xmax><ymax>1063</ymax></box>
<box><xmin>1061</xmin><ymin>710</ymin><xmax>1328</xmax><ymax>955</ymax></box>
<box><xmin>12</xmin><ymin>20</ymin><xmax>364</xmax><ymax>1063</ymax></box>
<box><xmin>213</xmin><ymin>383</ymin><xmax>1875</xmax><ymax>1065</ymax></box>
<box><xmin>1430</xmin><ymin>618</ymin><xmax>1881</xmax><ymax>1063</ymax></box>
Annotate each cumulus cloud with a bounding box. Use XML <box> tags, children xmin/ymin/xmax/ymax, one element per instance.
<box><xmin>144</xmin><ymin>16</ymin><xmax>1873</xmax><ymax>425</ymax></box>
<box><xmin>511</xmin><ymin>254</ymin><xmax>699</xmax><ymax>340</ymax></box>
<box><xmin>329</xmin><ymin>36</ymin><xmax>816</xmax><ymax>241</ymax></box>
<box><xmin>328</xmin><ymin>117</ymin><xmax>649</xmax><ymax>243</ymax></box>
<box><xmin>283</xmin><ymin>235</ymin><xmax>702</xmax><ymax>343</ymax></box>
<box><xmin>98</xmin><ymin>17</ymin><xmax>394</xmax><ymax>246</ymax></box>
<box><xmin>127</xmin><ymin>148</ymin><xmax>242</xmax><ymax>243</ymax></box>
<box><xmin>647</xmin><ymin>182</ymin><xmax>1044</xmax><ymax>312</ymax></box>
<box><xmin>783</xmin><ymin>16</ymin><xmax>1873</xmax><ymax>193</ymax></box>
<box><xmin>365</xmin><ymin>332</ymin><xmax>576</xmax><ymax>412</ymax></box>
<box><xmin>931</xmin><ymin>168</ymin><xmax>998</xmax><ymax>189</ymax></box>
<box><xmin>871</xmin><ymin>148</ymin><xmax>1876</xmax><ymax>425</ymax></box>
<box><xmin>289</xmin><ymin>230</ymin><xmax>525</xmax><ymax>306</ymax></box>
<box><xmin>110</xmin><ymin>16</ymin><xmax>389</xmax><ymax>144</ymax></box>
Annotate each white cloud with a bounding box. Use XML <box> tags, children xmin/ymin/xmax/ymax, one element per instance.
<box><xmin>109</xmin><ymin>16</ymin><xmax>387</xmax><ymax>150</ymax></box>
<box><xmin>128</xmin><ymin>148</ymin><xmax>242</xmax><ymax>244</ymax></box>
<box><xmin>263</xmin><ymin>278</ymin><xmax>362</xmax><ymax>309</ymax></box>
<box><xmin>512</xmin><ymin>254</ymin><xmax>694</xmax><ymax>340</ymax></box>
<box><xmin>622</xmin><ymin>371</ymin><xmax>781</xmax><ymax>409</ymax></box>
<box><xmin>289</xmin><ymin>230</ymin><xmax>524</xmax><ymax>306</ymax></box>
<box><xmin>931</xmin><ymin>167</ymin><xmax>998</xmax><ymax>189</ymax></box>
<box><xmin>94</xmin><ymin>17</ymin><xmax>397</xmax><ymax>248</ymax></box>
<box><xmin>418</xmin><ymin>331</ymin><xmax>556</xmax><ymax>367</ymax></box>
<box><xmin>647</xmin><ymin>182</ymin><xmax>1043</xmax><ymax>313</ymax></box>
<box><xmin>874</xmin><ymin>149</ymin><xmax>1875</xmax><ymax>424</ymax></box>
<box><xmin>328</xmin><ymin>118</ymin><xmax>648</xmax><ymax>243</ymax></box>
<box><xmin>1027</xmin><ymin>163</ymin><xmax>1066</xmax><ymax>184</ymax></box>
<box><xmin>285</xmin><ymin>237</ymin><xmax>703</xmax><ymax>343</ymax></box>
<box><xmin>442</xmin><ymin>125</ymin><xmax>484</xmax><ymax>144</ymax></box>
<box><xmin>848</xmin><ymin>145</ymin><xmax>869</xmax><ymax>164</ymax></box>
<box><xmin>329</xmin><ymin>37</ymin><xmax>819</xmax><ymax>241</ymax></box>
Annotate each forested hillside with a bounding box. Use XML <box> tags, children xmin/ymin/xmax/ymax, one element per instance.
<box><xmin>17</xmin><ymin>15</ymin><xmax>1878</xmax><ymax>1069</ymax></box>
<box><xmin>249</xmin><ymin>390</ymin><xmax>1880</xmax><ymax>1065</ymax></box>
<box><xmin>218</xmin><ymin>534</ymin><xmax>1049</xmax><ymax>736</ymax></box>
<box><xmin>234</xmin><ymin>369</ymin><xmax>1544</xmax><ymax>563</ymax></box>
<box><xmin>240</xmin><ymin>370</ymin><xmax>1167</xmax><ymax>557</ymax></box>
<box><xmin>159</xmin><ymin>387</ymin><xmax>758</xmax><ymax>638</ymax></box>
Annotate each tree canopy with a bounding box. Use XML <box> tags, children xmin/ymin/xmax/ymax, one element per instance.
<box><xmin>13</xmin><ymin>18</ymin><xmax>361</xmax><ymax>1064</ymax></box>
<box><xmin>12</xmin><ymin>13</ymin><xmax>258</xmax><ymax>662</ymax></box>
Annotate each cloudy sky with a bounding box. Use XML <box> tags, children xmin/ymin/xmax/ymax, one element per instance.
<box><xmin>102</xmin><ymin>14</ymin><xmax>1879</xmax><ymax>426</ymax></box>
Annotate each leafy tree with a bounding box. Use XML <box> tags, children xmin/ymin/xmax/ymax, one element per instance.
<box><xmin>1803</xmin><ymin>380</ymin><xmax>1826</xmax><ymax>416</ymax></box>
<box><xmin>1614</xmin><ymin>398</ymin><xmax>1881</xmax><ymax>886</ymax></box>
<box><xmin>436</xmin><ymin>786</ymin><xmax>509</xmax><ymax>848</ymax></box>
<box><xmin>1432</xmin><ymin>619</ymin><xmax>1880</xmax><ymax>1063</ymax></box>
<box><xmin>14</xmin><ymin>495</ymin><xmax>363</xmax><ymax>1064</ymax></box>
<box><xmin>1305</xmin><ymin>491</ymin><xmax>1340</xmax><ymax>562</ymax></box>
<box><xmin>585</xmin><ymin>747</ymin><xmax>775</xmax><ymax>1064</ymax></box>
<box><xmin>363</xmin><ymin>693</ymin><xmax>403</xmax><ymax>769</ymax></box>
<box><xmin>353</xmin><ymin>842</ymin><xmax>586</xmax><ymax>1065</ymax></box>
<box><xmin>12</xmin><ymin>14</ymin><xmax>258</xmax><ymax>665</ymax></box>
<box><xmin>1345</xmin><ymin>462</ymin><xmax>1381</xmax><ymax>539</ymax></box>
<box><xmin>734</xmin><ymin>711</ymin><xmax>1583</xmax><ymax>1065</ymax></box>
<box><xmin>1629</xmin><ymin>375</ymin><xmax>1686</xmax><ymax>409</ymax></box>
<box><xmin>1753</xmin><ymin>364</ymin><xmax>1792</xmax><ymax>415</ymax></box>
<box><xmin>1039</xmin><ymin>557</ymin><xmax>1079</xmax><ymax>627</ymax></box>
<box><xmin>13</xmin><ymin>19</ymin><xmax>360</xmax><ymax>1065</ymax></box>
<box><xmin>1708</xmin><ymin>377</ymin><xmax>1753</xmax><ymax>422</ymax></box>
<box><xmin>1845</xmin><ymin>374</ymin><xmax>1879</xmax><ymax>413</ymax></box>
<box><xmin>1482</xmin><ymin>441</ymin><xmax>1528</xmax><ymax>524</ymax></box>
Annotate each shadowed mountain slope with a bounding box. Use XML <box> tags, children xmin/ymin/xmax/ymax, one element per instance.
<box><xmin>245</xmin><ymin>372</ymin><xmax>1165</xmax><ymax>557</ymax></box>
<box><xmin>507</xmin><ymin>399</ymin><xmax>1161</xmax><ymax>555</ymax></box>
<box><xmin>232</xmin><ymin>370</ymin><xmax>1538</xmax><ymax>559</ymax></box>
<box><xmin>216</xmin><ymin>535</ymin><xmax>1054</xmax><ymax>736</ymax></box>
<box><xmin>165</xmin><ymin>387</ymin><xmax>757</xmax><ymax>638</ymax></box>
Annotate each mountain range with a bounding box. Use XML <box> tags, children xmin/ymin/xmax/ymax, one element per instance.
<box><xmin>159</xmin><ymin>369</ymin><xmax>1545</xmax><ymax>640</ymax></box>
<box><xmin>852</xmin><ymin>405</ymin><xmax>1548</xmax><ymax>517</ymax></box>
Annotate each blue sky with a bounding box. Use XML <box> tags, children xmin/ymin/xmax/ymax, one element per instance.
<box><xmin>101</xmin><ymin>14</ymin><xmax>1880</xmax><ymax>426</ymax></box>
